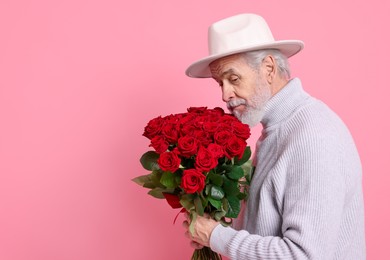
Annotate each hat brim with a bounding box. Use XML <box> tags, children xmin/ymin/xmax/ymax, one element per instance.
<box><xmin>185</xmin><ymin>40</ymin><xmax>304</xmax><ymax>78</ymax></box>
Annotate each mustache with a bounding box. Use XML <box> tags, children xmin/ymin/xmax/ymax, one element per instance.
<box><xmin>227</xmin><ymin>98</ymin><xmax>247</xmax><ymax>109</ymax></box>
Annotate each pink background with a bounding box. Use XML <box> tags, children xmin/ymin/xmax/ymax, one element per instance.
<box><xmin>0</xmin><ymin>0</ymin><xmax>389</xmax><ymax>259</ymax></box>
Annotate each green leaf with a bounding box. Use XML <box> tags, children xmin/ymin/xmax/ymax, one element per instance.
<box><xmin>194</xmin><ymin>195</ymin><xmax>204</xmax><ymax>216</ymax></box>
<box><xmin>180</xmin><ymin>194</ymin><xmax>195</xmax><ymax>211</ymax></box>
<box><xmin>226</xmin><ymin>165</ymin><xmax>244</xmax><ymax>180</ymax></box>
<box><xmin>207</xmin><ymin>172</ymin><xmax>224</xmax><ymax>187</ymax></box>
<box><xmin>234</xmin><ymin>146</ymin><xmax>251</xmax><ymax>166</ymax></box>
<box><xmin>181</xmin><ymin>193</ymin><xmax>196</xmax><ymax>201</ymax></box>
<box><xmin>208</xmin><ymin>197</ymin><xmax>222</xmax><ymax>210</ymax></box>
<box><xmin>222</xmin><ymin>177</ymin><xmax>240</xmax><ymax>196</ymax></box>
<box><xmin>143</xmin><ymin>181</ymin><xmax>157</xmax><ymax>189</ymax></box>
<box><xmin>132</xmin><ymin>172</ymin><xmax>163</xmax><ymax>189</ymax></box>
<box><xmin>149</xmin><ymin>170</ymin><xmax>165</xmax><ymax>188</ymax></box>
<box><xmin>132</xmin><ymin>174</ymin><xmax>152</xmax><ymax>187</ymax></box>
<box><xmin>189</xmin><ymin>211</ymin><xmax>197</xmax><ymax>236</ymax></box>
<box><xmin>225</xmin><ymin>196</ymin><xmax>241</xmax><ymax>218</ymax></box>
<box><xmin>147</xmin><ymin>188</ymin><xmax>166</xmax><ymax>199</ymax></box>
<box><xmin>241</xmin><ymin>160</ymin><xmax>253</xmax><ymax>182</ymax></box>
<box><xmin>140</xmin><ymin>151</ymin><xmax>160</xmax><ymax>171</ymax></box>
<box><xmin>246</xmin><ymin>164</ymin><xmax>255</xmax><ymax>184</ymax></box>
<box><xmin>237</xmin><ymin>192</ymin><xmax>247</xmax><ymax>200</ymax></box>
<box><xmin>160</xmin><ymin>171</ymin><xmax>176</xmax><ymax>188</ymax></box>
<box><xmin>175</xmin><ymin>174</ymin><xmax>182</xmax><ymax>187</ymax></box>
<box><xmin>210</xmin><ymin>185</ymin><xmax>225</xmax><ymax>200</ymax></box>
<box><xmin>222</xmin><ymin>165</ymin><xmax>233</xmax><ymax>173</ymax></box>
<box><xmin>213</xmin><ymin>208</ymin><xmax>226</xmax><ymax>221</ymax></box>
<box><xmin>205</xmin><ymin>184</ymin><xmax>212</xmax><ymax>196</ymax></box>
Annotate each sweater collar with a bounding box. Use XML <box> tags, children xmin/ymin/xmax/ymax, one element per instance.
<box><xmin>261</xmin><ymin>78</ymin><xmax>309</xmax><ymax>128</ymax></box>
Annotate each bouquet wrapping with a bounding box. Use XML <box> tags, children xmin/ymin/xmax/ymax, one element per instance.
<box><xmin>133</xmin><ymin>107</ymin><xmax>252</xmax><ymax>260</ymax></box>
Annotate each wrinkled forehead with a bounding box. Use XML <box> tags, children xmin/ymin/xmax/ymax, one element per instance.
<box><xmin>209</xmin><ymin>54</ymin><xmax>247</xmax><ymax>78</ymax></box>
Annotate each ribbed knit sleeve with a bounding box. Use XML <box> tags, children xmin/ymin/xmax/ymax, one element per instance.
<box><xmin>209</xmin><ymin>78</ymin><xmax>365</xmax><ymax>260</ymax></box>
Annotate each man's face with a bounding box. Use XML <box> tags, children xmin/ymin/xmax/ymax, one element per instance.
<box><xmin>209</xmin><ymin>54</ymin><xmax>272</xmax><ymax>127</ymax></box>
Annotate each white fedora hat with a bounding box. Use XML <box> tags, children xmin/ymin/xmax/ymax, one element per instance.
<box><xmin>185</xmin><ymin>13</ymin><xmax>304</xmax><ymax>78</ymax></box>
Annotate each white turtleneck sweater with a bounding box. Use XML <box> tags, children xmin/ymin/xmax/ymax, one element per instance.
<box><xmin>210</xmin><ymin>78</ymin><xmax>366</xmax><ymax>259</ymax></box>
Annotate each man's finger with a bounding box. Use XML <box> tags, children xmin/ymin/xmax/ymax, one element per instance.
<box><xmin>182</xmin><ymin>220</ymin><xmax>189</xmax><ymax>228</ymax></box>
<box><xmin>190</xmin><ymin>241</ymin><xmax>204</xmax><ymax>249</ymax></box>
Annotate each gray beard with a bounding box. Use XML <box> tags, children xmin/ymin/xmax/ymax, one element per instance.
<box><xmin>232</xmin><ymin>105</ymin><xmax>266</xmax><ymax>127</ymax></box>
<box><xmin>227</xmin><ymin>85</ymin><xmax>271</xmax><ymax>128</ymax></box>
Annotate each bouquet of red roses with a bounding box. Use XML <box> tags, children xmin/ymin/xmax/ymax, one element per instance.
<box><xmin>133</xmin><ymin>107</ymin><xmax>252</xmax><ymax>260</ymax></box>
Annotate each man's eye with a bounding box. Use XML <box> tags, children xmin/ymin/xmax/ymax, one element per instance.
<box><xmin>230</xmin><ymin>77</ymin><xmax>239</xmax><ymax>83</ymax></box>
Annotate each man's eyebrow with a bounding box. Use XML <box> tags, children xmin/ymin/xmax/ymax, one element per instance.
<box><xmin>220</xmin><ymin>68</ymin><xmax>235</xmax><ymax>78</ymax></box>
<box><xmin>211</xmin><ymin>68</ymin><xmax>236</xmax><ymax>81</ymax></box>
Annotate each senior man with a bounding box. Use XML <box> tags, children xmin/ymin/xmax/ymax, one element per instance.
<box><xmin>183</xmin><ymin>13</ymin><xmax>366</xmax><ymax>259</ymax></box>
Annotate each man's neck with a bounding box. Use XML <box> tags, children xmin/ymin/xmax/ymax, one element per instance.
<box><xmin>270</xmin><ymin>76</ymin><xmax>289</xmax><ymax>97</ymax></box>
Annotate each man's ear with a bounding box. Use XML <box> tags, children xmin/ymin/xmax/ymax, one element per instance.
<box><xmin>262</xmin><ymin>55</ymin><xmax>276</xmax><ymax>84</ymax></box>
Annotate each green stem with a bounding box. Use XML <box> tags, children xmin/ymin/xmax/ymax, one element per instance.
<box><xmin>191</xmin><ymin>247</ymin><xmax>222</xmax><ymax>260</ymax></box>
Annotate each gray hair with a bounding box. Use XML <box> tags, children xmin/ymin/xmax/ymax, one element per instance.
<box><xmin>241</xmin><ymin>49</ymin><xmax>291</xmax><ymax>79</ymax></box>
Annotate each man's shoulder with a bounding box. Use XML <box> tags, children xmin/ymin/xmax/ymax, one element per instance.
<box><xmin>287</xmin><ymin>97</ymin><xmax>346</xmax><ymax>132</ymax></box>
<box><xmin>281</xmin><ymin>97</ymin><xmax>354</xmax><ymax>147</ymax></box>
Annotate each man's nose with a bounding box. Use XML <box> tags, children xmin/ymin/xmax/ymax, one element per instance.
<box><xmin>222</xmin><ymin>85</ymin><xmax>235</xmax><ymax>102</ymax></box>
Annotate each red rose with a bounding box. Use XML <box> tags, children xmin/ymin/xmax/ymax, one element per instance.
<box><xmin>181</xmin><ymin>169</ymin><xmax>206</xmax><ymax>194</ymax></box>
<box><xmin>149</xmin><ymin>135</ymin><xmax>169</xmax><ymax>154</ymax></box>
<box><xmin>162</xmin><ymin>123</ymin><xmax>179</xmax><ymax>143</ymax></box>
<box><xmin>178</xmin><ymin>113</ymin><xmax>197</xmax><ymax>127</ymax></box>
<box><xmin>216</xmin><ymin>123</ymin><xmax>233</xmax><ymax>132</ymax></box>
<box><xmin>224</xmin><ymin>136</ymin><xmax>247</xmax><ymax>159</ymax></box>
<box><xmin>207</xmin><ymin>143</ymin><xmax>224</xmax><ymax>158</ymax></box>
<box><xmin>157</xmin><ymin>151</ymin><xmax>181</xmax><ymax>172</ymax></box>
<box><xmin>187</xmin><ymin>107</ymin><xmax>208</xmax><ymax>114</ymax></box>
<box><xmin>164</xmin><ymin>114</ymin><xmax>181</xmax><ymax>124</ymax></box>
<box><xmin>195</xmin><ymin>146</ymin><xmax>218</xmax><ymax>172</ymax></box>
<box><xmin>212</xmin><ymin>107</ymin><xmax>225</xmax><ymax>116</ymax></box>
<box><xmin>231</xmin><ymin>121</ymin><xmax>251</xmax><ymax>140</ymax></box>
<box><xmin>214</xmin><ymin>130</ymin><xmax>234</xmax><ymax>146</ymax></box>
<box><xmin>220</xmin><ymin>114</ymin><xmax>236</xmax><ymax>124</ymax></box>
<box><xmin>192</xmin><ymin>115</ymin><xmax>208</xmax><ymax>129</ymax></box>
<box><xmin>177</xmin><ymin>136</ymin><xmax>199</xmax><ymax>158</ymax></box>
<box><xmin>163</xmin><ymin>193</ymin><xmax>182</xmax><ymax>209</ymax></box>
<box><xmin>194</xmin><ymin>130</ymin><xmax>212</xmax><ymax>147</ymax></box>
<box><xmin>180</xmin><ymin>124</ymin><xmax>196</xmax><ymax>136</ymax></box>
<box><xmin>203</xmin><ymin>121</ymin><xmax>220</xmax><ymax>135</ymax></box>
<box><xmin>143</xmin><ymin>116</ymin><xmax>165</xmax><ymax>140</ymax></box>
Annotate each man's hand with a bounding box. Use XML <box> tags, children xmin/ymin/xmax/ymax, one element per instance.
<box><xmin>182</xmin><ymin>213</ymin><xmax>220</xmax><ymax>248</ymax></box>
